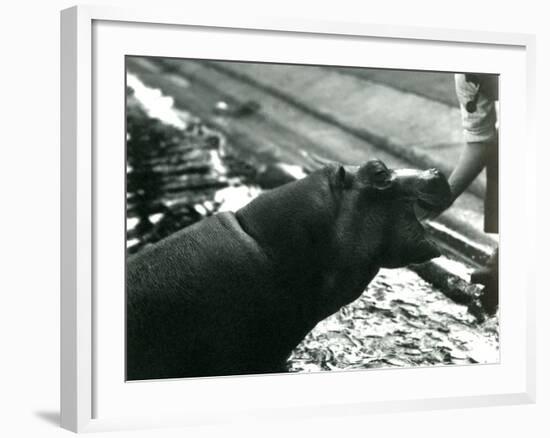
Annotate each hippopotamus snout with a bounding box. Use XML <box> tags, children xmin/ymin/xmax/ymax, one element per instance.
<box><xmin>391</xmin><ymin>167</ymin><xmax>453</xmax><ymax>211</ymax></box>
<box><xmin>357</xmin><ymin>160</ymin><xmax>452</xmax><ymax>212</ymax></box>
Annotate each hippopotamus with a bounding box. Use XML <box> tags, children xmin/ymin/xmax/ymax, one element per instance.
<box><xmin>126</xmin><ymin>159</ymin><xmax>451</xmax><ymax>380</ymax></box>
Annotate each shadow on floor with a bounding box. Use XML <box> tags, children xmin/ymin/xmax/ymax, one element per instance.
<box><xmin>34</xmin><ymin>410</ymin><xmax>59</xmax><ymax>427</ymax></box>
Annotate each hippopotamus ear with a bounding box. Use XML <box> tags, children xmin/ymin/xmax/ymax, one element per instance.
<box><xmin>336</xmin><ymin>165</ymin><xmax>354</xmax><ymax>189</ymax></box>
<box><xmin>357</xmin><ymin>160</ymin><xmax>393</xmax><ymax>190</ymax></box>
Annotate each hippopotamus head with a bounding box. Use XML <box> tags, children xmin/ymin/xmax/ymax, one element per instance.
<box><xmin>235</xmin><ymin>158</ymin><xmax>452</xmax><ymax>321</ymax></box>
<box><xmin>239</xmin><ymin>158</ymin><xmax>451</xmax><ymax>270</ymax></box>
<box><xmin>328</xmin><ymin>159</ymin><xmax>452</xmax><ymax>269</ymax></box>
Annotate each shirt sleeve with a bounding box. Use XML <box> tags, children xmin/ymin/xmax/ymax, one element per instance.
<box><xmin>454</xmin><ymin>73</ymin><xmax>498</xmax><ymax>143</ymax></box>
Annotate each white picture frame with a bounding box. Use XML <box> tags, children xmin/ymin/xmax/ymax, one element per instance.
<box><xmin>60</xmin><ymin>4</ymin><xmax>536</xmax><ymax>433</ymax></box>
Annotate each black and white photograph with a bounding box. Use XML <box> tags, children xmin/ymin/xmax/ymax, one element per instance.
<box><xmin>125</xmin><ymin>56</ymin><xmax>499</xmax><ymax>381</ymax></box>
<box><xmin>4</xmin><ymin>0</ymin><xmax>547</xmax><ymax>435</ymax></box>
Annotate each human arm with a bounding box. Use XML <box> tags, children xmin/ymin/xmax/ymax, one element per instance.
<box><xmin>447</xmin><ymin>140</ymin><xmax>491</xmax><ymax>200</ymax></box>
<box><xmin>416</xmin><ymin>74</ymin><xmax>498</xmax><ymax>221</ymax></box>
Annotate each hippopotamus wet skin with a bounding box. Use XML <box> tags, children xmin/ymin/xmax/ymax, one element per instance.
<box><xmin>126</xmin><ymin>160</ymin><xmax>451</xmax><ymax>380</ymax></box>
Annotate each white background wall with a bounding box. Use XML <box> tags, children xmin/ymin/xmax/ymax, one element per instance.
<box><xmin>0</xmin><ymin>0</ymin><xmax>547</xmax><ymax>436</ymax></box>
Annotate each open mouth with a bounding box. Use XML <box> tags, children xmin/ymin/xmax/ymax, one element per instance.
<box><xmin>416</xmin><ymin>197</ymin><xmax>446</xmax><ymax>212</ymax></box>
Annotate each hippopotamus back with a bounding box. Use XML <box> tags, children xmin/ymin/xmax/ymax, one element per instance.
<box><xmin>127</xmin><ymin>211</ymin><xmax>324</xmax><ymax>379</ymax></box>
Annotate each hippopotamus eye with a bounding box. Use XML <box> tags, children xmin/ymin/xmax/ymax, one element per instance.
<box><xmin>357</xmin><ymin>159</ymin><xmax>392</xmax><ymax>189</ymax></box>
<box><xmin>373</xmin><ymin>169</ymin><xmax>390</xmax><ymax>184</ymax></box>
<box><xmin>368</xmin><ymin>168</ymin><xmax>392</xmax><ymax>189</ymax></box>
